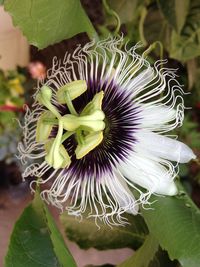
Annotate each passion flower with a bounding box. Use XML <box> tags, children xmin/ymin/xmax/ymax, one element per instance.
<box><xmin>18</xmin><ymin>37</ymin><xmax>196</xmax><ymax>225</ymax></box>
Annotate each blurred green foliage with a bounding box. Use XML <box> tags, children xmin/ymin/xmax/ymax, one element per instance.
<box><xmin>0</xmin><ymin>68</ymin><xmax>25</xmax><ymax>162</ymax></box>
<box><xmin>105</xmin><ymin>0</ymin><xmax>200</xmax><ymax>61</ymax></box>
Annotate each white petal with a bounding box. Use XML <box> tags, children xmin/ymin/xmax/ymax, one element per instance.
<box><xmin>119</xmin><ymin>153</ymin><xmax>178</xmax><ymax>196</ymax></box>
<box><xmin>139</xmin><ymin>105</ymin><xmax>177</xmax><ymax>130</ymax></box>
<box><xmin>135</xmin><ymin>130</ymin><xmax>196</xmax><ymax>163</ymax></box>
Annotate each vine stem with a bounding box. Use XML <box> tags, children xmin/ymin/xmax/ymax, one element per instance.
<box><xmin>142</xmin><ymin>41</ymin><xmax>164</xmax><ymax>62</ymax></box>
<box><xmin>102</xmin><ymin>0</ymin><xmax>121</xmax><ymax>35</ymax></box>
<box><xmin>139</xmin><ymin>7</ymin><xmax>148</xmax><ymax>46</ymax></box>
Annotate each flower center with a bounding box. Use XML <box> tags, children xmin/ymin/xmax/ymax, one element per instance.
<box><xmin>36</xmin><ymin>81</ymin><xmax>105</xmax><ymax>169</ymax></box>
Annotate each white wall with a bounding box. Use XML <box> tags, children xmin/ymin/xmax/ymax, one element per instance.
<box><xmin>0</xmin><ymin>6</ymin><xmax>29</xmax><ymax>70</ymax></box>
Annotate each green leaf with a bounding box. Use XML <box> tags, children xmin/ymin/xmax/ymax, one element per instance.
<box><xmin>143</xmin><ymin>7</ymin><xmax>172</xmax><ymax>54</ymax></box>
<box><xmin>43</xmin><ymin>204</ymin><xmax>76</xmax><ymax>267</ymax></box>
<box><xmin>61</xmin><ymin>212</ymin><xmax>148</xmax><ymax>250</ymax></box>
<box><xmin>5</xmin><ymin>190</ymin><xmax>77</xmax><ymax>267</ymax></box>
<box><xmin>169</xmin><ymin>0</ymin><xmax>200</xmax><ymax>61</ymax></box>
<box><xmin>85</xmin><ymin>265</ymin><xmax>114</xmax><ymax>267</ymax></box>
<box><xmin>4</xmin><ymin>0</ymin><xmax>97</xmax><ymax>49</ymax></box>
<box><xmin>118</xmin><ymin>234</ymin><xmax>177</xmax><ymax>267</ymax></box>
<box><xmin>158</xmin><ymin>0</ymin><xmax>190</xmax><ymax>33</ymax></box>
<box><xmin>118</xmin><ymin>235</ymin><xmax>159</xmax><ymax>267</ymax></box>
<box><xmin>140</xmin><ymin>184</ymin><xmax>200</xmax><ymax>267</ymax></box>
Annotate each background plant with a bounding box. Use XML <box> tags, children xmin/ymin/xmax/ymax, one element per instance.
<box><xmin>0</xmin><ymin>68</ymin><xmax>26</xmax><ymax>163</ymax></box>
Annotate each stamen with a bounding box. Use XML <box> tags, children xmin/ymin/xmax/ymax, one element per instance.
<box><xmin>76</xmin><ymin>129</ymin><xmax>85</xmax><ymax>145</ymax></box>
<box><xmin>56</xmin><ymin>80</ymin><xmax>87</xmax><ymax>103</ymax></box>
<box><xmin>61</xmin><ymin>131</ymin><xmax>74</xmax><ymax>143</ymax></box>
<box><xmin>75</xmin><ymin>131</ymin><xmax>103</xmax><ymax>159</ymax></box>
<box><xmin>45</xmin><ymin>119</ymin><xmax>71</xmax><ymax>169</ymax></box>
<box><xmin>36</xmin><ymin>111</ymin><xmax>56</xmax><ymax>142</ymax></box>
<box><xmin>37</xmin><ymin>85</ymin><xmax>61</xmax><ymax>118</ymax></box>
<box><xmin>81</xmin><ymin>91</ymin><xmax>104</xmax><ymax>115</ymax></box>
<box><xmin>64</xmin><ymin>90</ymin><xmax>78</xmax><ymax>115</ymax></box>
